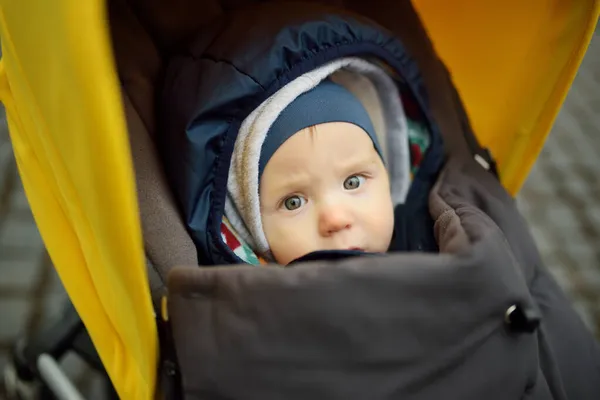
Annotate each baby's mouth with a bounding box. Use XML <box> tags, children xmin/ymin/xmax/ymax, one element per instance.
<box><xmin>347</xmin><ymin>247</ymin><xmax>365</xmax><ymax>251</ymax></box>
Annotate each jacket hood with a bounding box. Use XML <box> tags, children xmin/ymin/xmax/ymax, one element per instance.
<box><xmin>226</xmin><ymin>57</ymin><xmax>413</xmax><ymax>258</ymax></box>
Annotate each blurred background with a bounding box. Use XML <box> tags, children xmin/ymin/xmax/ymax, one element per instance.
<box><xmin>1</xmin><ymin>31</ymin><xmax>599</xmax><ymax>399</ymax></box>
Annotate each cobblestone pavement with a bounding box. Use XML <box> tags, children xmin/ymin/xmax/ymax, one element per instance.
<box><xmin>1</xmin><ymin>32</ymin><xmax>599</xmax><ymax>399</ymax></box>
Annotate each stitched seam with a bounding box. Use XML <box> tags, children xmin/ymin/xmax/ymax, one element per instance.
<box><xmin>199</xmin><ymin>54</ymin><xmax>265</xmax><ymax>90</ymax></box>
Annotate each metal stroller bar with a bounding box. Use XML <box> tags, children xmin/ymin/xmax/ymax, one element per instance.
<box><xmin>37</xmin><ymin>354</ymin><xmax>85</xmax><ymax>400</ymax></box>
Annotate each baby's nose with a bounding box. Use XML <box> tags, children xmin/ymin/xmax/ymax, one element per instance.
<box><xmin>318</xmin><ymin>206</ymin><xmax>352</xmax><ymax>237</ymax></box>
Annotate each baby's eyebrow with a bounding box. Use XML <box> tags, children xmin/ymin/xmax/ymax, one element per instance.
<box><xmin>335</xmin><ymin>156</ymin><xmax>378</xmax><ymax>171</ymax></box>
<box><xmin>269</xmin><ymin>171</ymin><xmax>311</xmax><ymax>194</ymax></box>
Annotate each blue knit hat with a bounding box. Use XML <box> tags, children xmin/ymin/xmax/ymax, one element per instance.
<box><xmin>258</xmin><ymin>80</ymin><xmax>382</xmax><ymax>177</ymax></box>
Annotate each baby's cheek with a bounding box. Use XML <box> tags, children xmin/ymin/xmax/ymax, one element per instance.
<box><xmin>267</xmin><ymin>220</ymin><xmax>315</xmax><ymax>265</ymax></box>
<box><xmin>371</xmin><ymin>189</ymin><xmax>395</xmax><ymax>250</ymax></box>
<box><xmin>262</xmin><ymin>216</ymin><xmax>283</xmax><ymax>246</ymax></box>
<box><xmin>270</xmin><ymin>234</ymin><xmax>310</xmax><ymax>265</ymax></box>
<box><xmin>263</xmin><ymin>219</ymin><xmax>306</xmax><ymax>265</ymax></box>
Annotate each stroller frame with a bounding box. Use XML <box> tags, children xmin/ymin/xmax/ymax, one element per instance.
<box><xmin>3</xmin><ymin>301</ymin><xmax>118</xmax><ymax>400</ymax></box>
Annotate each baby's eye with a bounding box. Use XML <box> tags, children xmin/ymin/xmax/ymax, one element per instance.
<box><xmin>343</xmin><ymin>175</ymin><xmax>365</xmax><ymax>190</ymax></box>
<box><xmin>283</xmin><ymin>195</ymin><xmax>306</xmax><ymax>210</ymax></box>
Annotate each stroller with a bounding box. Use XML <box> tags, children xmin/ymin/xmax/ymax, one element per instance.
<box><xmin>1</xmin><ymin>0</ymin><xmax>599</xmax><ymax>399</ymax></box>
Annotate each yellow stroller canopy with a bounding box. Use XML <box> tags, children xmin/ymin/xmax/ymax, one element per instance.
<box><xmin>0</xmin><ymin>0</ymin><xmax>597</xmax><ymax>398</ymax></box>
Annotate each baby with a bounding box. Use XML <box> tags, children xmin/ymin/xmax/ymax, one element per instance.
<box><xmin>228</xmin><ymin>80</ymin><xmax>395</xmax><ymax>265</ymax></box>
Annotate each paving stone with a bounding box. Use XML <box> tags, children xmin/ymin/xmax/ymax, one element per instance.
<box><xmin>0</xmin><ymin>298</ymin><xmax>30</xmax><ymax>342</ymax></box>
<box><xmin>572</xmin><ymin>301</ymin><xmax>596</xmax><ymax>333</ymax></box>
<box><xmin>527</xmin><ymin>224</ymin><xmax>555</xmax><ymax>256</ymax></box>
<box><xmin>0</xmin><ymin>108</ymin><xmax>8</xmax><ymax>143</ymax></box>
<box><xmin>563</xmin><ymin>246</ymin><xmax>599</xmax><ymax>272</ymax></box>
<box><xmin>561</xmin><ymin>174</ymin><xmax>591</xmax><ymax>198</ymax></box>
<box><xmin>38</xmin><ymin>292</ymin><xmax>69</xmax><ymax>329</ymax></box>
<box><xmin>545</xmin><ymin>262</ymin><xmax>574</xmax><ymax>292</ymax></box>
<box><xmin>0</xmin><ymin>243</ymin><xmax>45</xmax><ymax>267</ymax></box>
<box><xmin>8</xmin><ymin>183</ymin><xmax>33</xmax><ymax>215</ymax></box>
<box><xmin>520</xmin><ymin>165</ymin><xmax>555</xmax><ymax>195</ymax></box>
<box><xmin>587</xmin><ymin>203</ymin><xmax>600</xmax><ymax>227</ymax></box>
<box><xmin>0</xmin><ymin>351</ymin><xmax>9</xmax><ymax>376</ymax></box>
<box><xmin>0</xmin><ymin>216</ymin><xmax>44</xmax><ymax>250</ymax></box>
<box><xmin>578</xmin><ymin>266</ymin><xmax>600</xmax><ymax>289</ymax></box>
<box><xmin>46</xmin><ymin>267</ymin><xmax>67</xmax><ymax>296</ymax></box>
<box><xmin>0</xmin><ymin>142</ymin><xmax>13</xmax><ymax>189</ymax></box>
<box><xmin>0</xmin><ymin>258</ymin><xmax>43</xmax><ymax>291</ymax></box>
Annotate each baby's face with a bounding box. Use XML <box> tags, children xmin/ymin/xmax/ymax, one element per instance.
<box><xmin>260</xmin><ymin>121</ymin><xmax>394</xmax><ymax>265</ymax></box>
